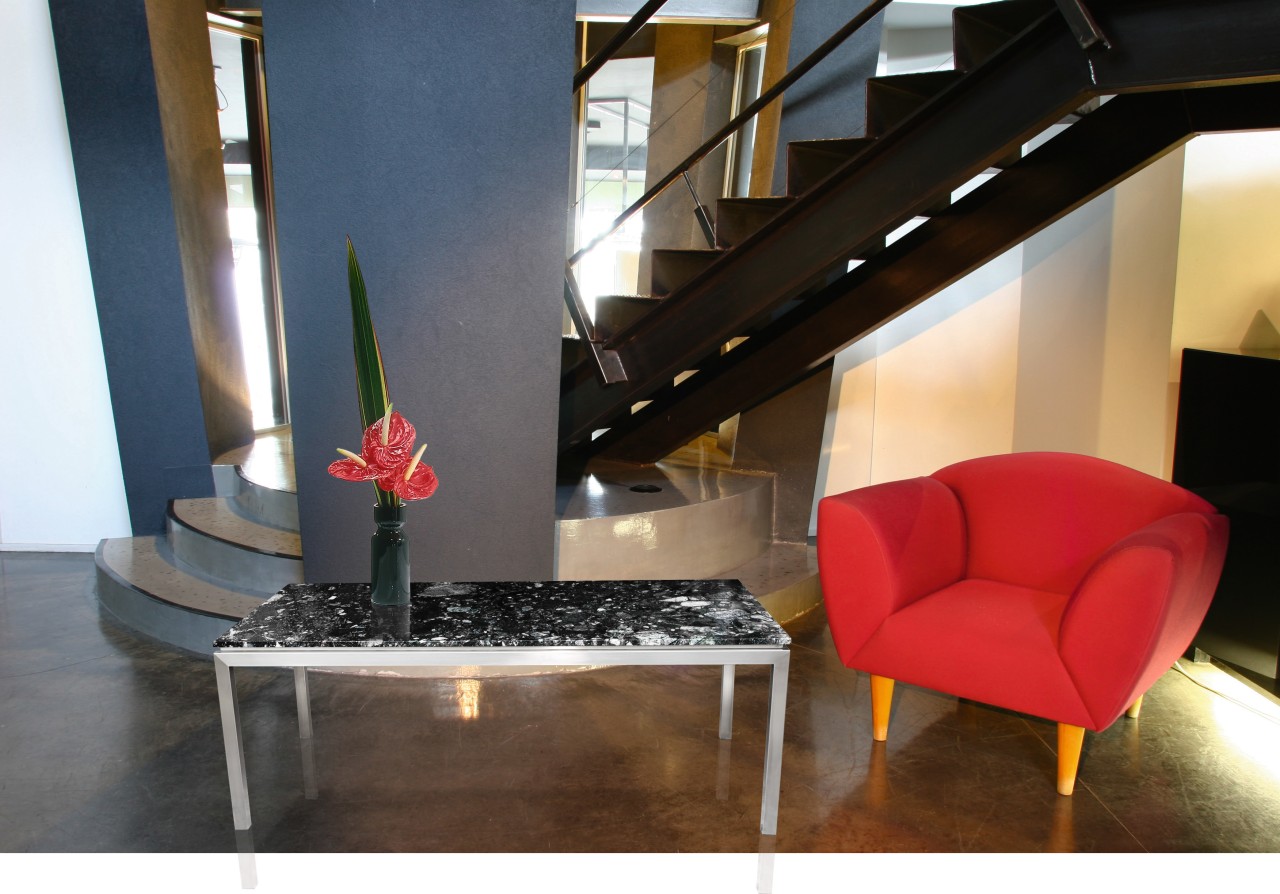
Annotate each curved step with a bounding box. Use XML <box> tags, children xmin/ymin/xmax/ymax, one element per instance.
<box><xmin>231</xmin><ymin>466</ymin><xmax>299</xmax><ymax>531</ymax></box>
<box><xmin>555</xmin><ymin>458</ymin><xmax>773</xmax><ymax>582</ymax></box>
<box><xmin>723</xmin><ymin>541</ymin><xmax>820</xmax><ymax>626</ymax></box>
<box><xmin>166</xmin><ymin>498</ymin><xmax>303</xmax><ymax>594</ymax></box>
<box><xmin>95</xmin><ymin>536</ymin><xmax>264</xmax><ymax>655</ymax></box>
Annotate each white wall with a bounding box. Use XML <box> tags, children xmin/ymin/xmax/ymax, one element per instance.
<box><xmin>877</xmin><ymin>26</ymin><xmax>954</xmax><ymax>76</ymax></box>
<box><xmin>0</xmin><ymin>1</ymin><xmax>131</xmax><ymax>550</ymax></box>
<box><xmin>1014</xmin><ymin>149</ymin><xmax>1185</xmax><ymax>477</ymax></box>
<box><xmin>811</xmin><ymin>144</ymin><xmax>1190</xmax><ymax>533</ymax></box>
<box><xmin>812</xmin><ymin>246</ymin><xmax>1024</xmax><ymax>528</ymax></box>
<box><xmin>1171</xmin><ymin>131</ymin><xmax>1280</xmax><ymax>368</ymax></box>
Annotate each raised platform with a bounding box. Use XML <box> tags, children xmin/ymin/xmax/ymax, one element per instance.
<box><xmin>95</xmin><ymin>429</ymin><xmax>823</xmax><ymax>657</ymax></box>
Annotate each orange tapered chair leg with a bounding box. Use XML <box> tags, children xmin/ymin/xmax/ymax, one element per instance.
<box><xmin>1125</xmin><ymin>695</ymin><xmax>1144</xmax><ymax>719</ymax></box>
<box><xmin>1057</xmin><ymin>723</ymin><xmax>1085</xmax><ymax>796</ymax></box>
<box><xmin>870</xmin><ymin>675</ymin><xmax>894</xmax><ymax>742</ymax></box>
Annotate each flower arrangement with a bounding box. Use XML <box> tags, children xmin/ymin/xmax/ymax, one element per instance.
<box><xmin>327</xmin><ymin>238</ymin><xmax>438</xmax><ymax>506</ymax></box>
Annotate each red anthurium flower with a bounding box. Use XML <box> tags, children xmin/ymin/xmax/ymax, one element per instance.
<box><xmin>329</xmin><ymin>409</ymin><xmax>439</xmax><ymax>503</ymax></box>
<box><xmin>327</xmin><ymin>449</ymin><xmax>381</xmax><ymax>482</ymax></box>
<box><xmin>362</xmin><ymin>410</ymin><xmax>416</xmax><ymax>470</ymax></box>
<box><xmin>394</xmin><ymin>446</ymin><xmax>439</xmax><ymax>501</ymax></box>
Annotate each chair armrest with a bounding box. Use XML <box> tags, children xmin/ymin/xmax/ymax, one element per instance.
<box><xmin>1059</xmin><ymin>512</ymin><xmax>1228</xmax><ymax>729</ymax></box>
<box><xmin>817</xmin><ymin>477</ymin><xmax>967</xmax><ymax>665</ymax></box>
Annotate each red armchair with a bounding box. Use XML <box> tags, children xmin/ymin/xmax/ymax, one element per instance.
<box><xmin>817</xmin><ymin>452</ymin><xmax>1228</xmax><ymax>795</ymax></box>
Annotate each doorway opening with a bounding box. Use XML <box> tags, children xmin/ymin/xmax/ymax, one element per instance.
<box><xmin>209</xmin><ymin>15</ymin><xmax>288</xmax><ymax>432</ymax></box>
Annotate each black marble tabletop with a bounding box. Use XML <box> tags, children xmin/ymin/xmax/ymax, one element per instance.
<box><xmin>213</xmin><ymin>580</ymin><xmax>791</xmax><ymax>649</ymax></box>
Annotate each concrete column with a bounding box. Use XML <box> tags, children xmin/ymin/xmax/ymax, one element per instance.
<box><xmin>265</xmin><ymin>0</ymin><xmax>574</xmax><ymax>582</ymax></box>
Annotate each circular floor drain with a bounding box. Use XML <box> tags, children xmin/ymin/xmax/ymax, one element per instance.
<box><xmin>629</xmin><ymin>484</ymin><xmax>663</xmax><ymax>493</ymax></box>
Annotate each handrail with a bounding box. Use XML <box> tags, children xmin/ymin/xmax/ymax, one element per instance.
<box><xmin>574</xmin><ymin>0</ymin><xmax>669</xmax><ymax>93</ymax></box>
<box><xmin>569</xmin><ymin>0</ymin><xmax>894</xmax><ymax>268</ymax></box>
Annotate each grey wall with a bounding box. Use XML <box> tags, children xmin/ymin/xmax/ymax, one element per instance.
<box><xmin>770</xmin><ymin>0</ymin><xmax>884</xmax><ymax>194</ymax></box>
<box><xmin>264</xmin><ymin>0</ymin><xmax>574</xmax><ymax>582</ymax></box>
<box><xmin>48</xmin><ymin>0</ymin><xmax>223</xmax><ymax>535</ymax></box>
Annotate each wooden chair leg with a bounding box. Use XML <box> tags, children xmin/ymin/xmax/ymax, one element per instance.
<box><xmin>870</xmin><ymin>675</ymin><xmax>894</xmax><ymax>742</ymax></box>
<box><xmin>1125</xmin><ymin>695</ymin><xmax>1144</xmax><ymax>719</ymax></box>
<box><xmin>1057</xmin><ymin>723</ymin><xmax>1085</xmax><ymax>796</ymax></box>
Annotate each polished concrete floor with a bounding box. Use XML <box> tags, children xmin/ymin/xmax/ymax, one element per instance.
<box><xmin>4</xmin><ymin>552</ymin><xmax>1280</xmax><ymax>887</ymax></box>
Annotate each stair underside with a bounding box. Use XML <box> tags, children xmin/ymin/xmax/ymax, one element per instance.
<box><xmin>591</xmin><ymin>80</ymin><xmax>1280</xmax><ymax>463</ymax></box>
<box><xmin>98</xmin><ymin>441</ymin><xmax>822</xmax><ymax>655</ymax></box>
<box><xmin>559</xmin><ymin>0</ymin><xmax>1280</xmax><ymax>461</ymax></box>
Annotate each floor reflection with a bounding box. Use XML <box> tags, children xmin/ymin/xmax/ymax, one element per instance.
<box><xmin>4</xmin><ymin>553</ymin><xmax>1280</xmax><ymax>870</ymax></box>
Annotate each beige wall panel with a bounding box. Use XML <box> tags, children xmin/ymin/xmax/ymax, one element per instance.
<box><xmin>1014</xmin><ymin>192</ymin><xmax>1114</xmax><ymax>458</ymax></box>
<box><xmin>1172</xmin><ymin>131</ymin><xmax>1280</xmax><ymax>376</ymax></box>
<box><xmin>817</xmin><ymin>352</ymin><xmax>878</xmax><ymax>499</ymax></box>
<box><xmin>871</xmin><ymin>279</ymin><xmax>1021</xmax><ymax>484</ymax></box>
<box><xmin>1099</xmin><ymin>148</ymin><xmax>1185</xmax><ymax>477</ymax></box>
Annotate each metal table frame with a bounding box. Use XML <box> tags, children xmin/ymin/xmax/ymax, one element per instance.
<box><xmin>214</xmin><ymin>642</ymin><xmax>791</xmax><ymax>842</ymax></box>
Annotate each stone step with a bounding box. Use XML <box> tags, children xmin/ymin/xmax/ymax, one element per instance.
<box><xmin>166</xmin><ymin>497</ymin><xmax>303</xmax><ymax>593</ymax></box>
<box><xmin>555</xmin><ymin>459</ymin><xmax>774</xmax><ymax>582</ymax></box>
<box><xmin>231</xmin><ymin>466</ymin><xmax>299</xmax><ymax>531</ymax></box>
<box><xmin>723</xmin><ymin>540</ymin><xmax>820</xmax><ymax>626</ymax></box>
<box><xmin>95</xmin><ymin>535</ymin><xmax>266</xmax><ymax>655</ymax></box>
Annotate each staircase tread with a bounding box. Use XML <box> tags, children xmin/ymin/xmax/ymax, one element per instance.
<box><xmin>868</xmin><ymin>70</ymin><xmax>966</xmax><ymax>91</ymax></box>
<box><xmin>170</xmin><ymin>497</ymin><xmax>302</xmax><ymax>558</ymax></box>
<box><xmin>717</xmin><ymin>196</ymin><xmax>793</xmax><ymax>207</ymax></box>
<box><xmin>99</xmin><ymin>536</ymin><xmax>265</xmax><ymax>621</ymax></box>
<box><xmin>651</xmin><ymin>248</ymin><xmax>724</xmax><ymax>258</ymax></box>
<box><xmin>789</xmin><ymin>137</ymin><xmax>874</xmax><ymax>153</ymax></box>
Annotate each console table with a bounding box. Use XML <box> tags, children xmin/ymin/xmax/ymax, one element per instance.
<box><xmin>213</xmin><ymin>579</ymin><xmax>792</xmax><ymax>850</ymax></box>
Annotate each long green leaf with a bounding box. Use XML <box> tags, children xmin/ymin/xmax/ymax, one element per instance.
<box><xmin>346</xmin><ymin>237</ymin><xmax>396</xmax><ymax>507</ymax></box>
<box><xmin>347</xmin><ymin>237</ymin><xmax>390</xmax><ymax>430</ymax></box>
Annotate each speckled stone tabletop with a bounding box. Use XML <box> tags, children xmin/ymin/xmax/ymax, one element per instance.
<box><xmin>214</xmin><ymin>580</ymin><xmax>791</xmax><ymax>649</ymax></box>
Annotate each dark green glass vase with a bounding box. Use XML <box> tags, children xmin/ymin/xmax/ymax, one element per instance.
<box><xmin>370</xmin><ymin>503</ymin><xmax>411</xmax><ymax>606</ymax></box>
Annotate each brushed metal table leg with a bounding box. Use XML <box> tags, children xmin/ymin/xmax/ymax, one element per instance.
<box><xmin>293</xmin><ymin>667</ymin><xmax>313</xmax><ymax>738</ymax></box>
<box><xmin>758</xmin><ymin>650</ymin><xmax>790</xmax><ymax>835</ymax></box>
<box><xmin>215</xmin><ymin>657</ymin><xmax>252</xmax><ymax>831</ymax></box>
<box><xmin>293</xmin><ymin>667</ymin><xmax>319</xmax><ymax>799</ymax></box>
<box><xmin>719</xmin><ymin>664</ymin><xmax>735</xmax><ymax>740</ymax></box>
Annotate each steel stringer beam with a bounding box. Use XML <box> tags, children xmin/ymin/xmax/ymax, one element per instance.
<box><xmin>591</xmin><ymin>81</ymin><xmax>1280</xmax><ymax>464</ymax></box>
<box><xmin>558</xmin><ymin>0</ymin><xmax>1280</xmax><ymax>456</ymax></box>
<box><xmin>559</xmin><ymin>5</ymin><xmax>1089</xmax><ymax>452</ymax></box>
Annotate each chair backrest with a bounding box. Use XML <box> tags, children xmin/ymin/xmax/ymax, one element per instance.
<box><xmin>932</xmin><ymin>452</ymin><xmax>1218</xmax><ymax>594</ymax></box>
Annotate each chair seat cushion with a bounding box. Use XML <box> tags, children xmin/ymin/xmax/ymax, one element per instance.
<box><xmin>851</xmin><ymin>579</ymin><xmax>1093</xmax><ymax>728</ymax></box>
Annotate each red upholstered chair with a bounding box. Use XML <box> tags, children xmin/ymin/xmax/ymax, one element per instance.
<box><xmin>817</xmin><ymin>451</ymin><xmax>1228</xmax><ymax>795</ymax></box>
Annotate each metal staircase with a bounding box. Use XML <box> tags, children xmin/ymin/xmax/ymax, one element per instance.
<box><xmin>559</xmin><ymin>0</ymin><xmax>1280</xmax><ymax>464</ymax></box>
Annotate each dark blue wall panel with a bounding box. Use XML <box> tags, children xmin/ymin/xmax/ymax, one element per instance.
<box><xmin>771</xmin><ymin>0</ymin><xmax>885</xmax><ymax>193</ymax></box>
<box><xmin>47</xmin><ymin>0</ymin><xmax>215</xmax><ymax>536</ymax></box>
<box><xmin>264</xmin><ymin>0</ymin><xmax>574</xmax><ymax>581</ymax></box>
